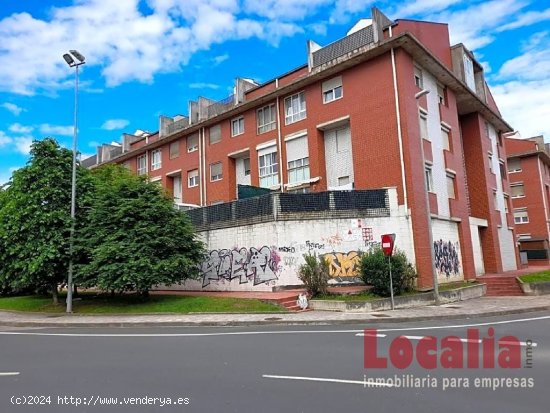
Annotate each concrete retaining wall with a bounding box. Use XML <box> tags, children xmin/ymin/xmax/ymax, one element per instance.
<box><xmin>518</xmin><ymin>279</ymin><xmax>550</xmax><ymax>296</ymax></box>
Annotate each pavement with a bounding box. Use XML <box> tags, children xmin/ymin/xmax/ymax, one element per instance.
<box><xmin>1</xmin><ymin>295</ymin><xmax>550</xmax><ymax>327</ymax></box>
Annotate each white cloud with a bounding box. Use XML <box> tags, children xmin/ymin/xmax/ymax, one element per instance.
<box><xmin>213</xmin><ymin>54</ymin><xmax>229</xmax><ymax>65</ymax></box>
<box><xmin>9</xmin><ymin>123</ymin><xmax>34</xmax><ymax>134</ymax></box>
<box><xmin>244</xmin><ymin>0</ymin><xmax>331</xmax><ymax>21</ymax></box>
<box><xmin>189</xmin><ymin>83</ymin><xmax>220</xmax><ymax>90</ymax></box>
<box><xmin>0</xmin><ymin>131</ymin><xmax>12</xmax><ymax>147</ymax></box>
<box><xmin>497</xmin><ymin>7</ymin><xmax>550</xmax><ymax>31</ymax></box>
<box><xmin>39</xmin><ymin>124</ymin><xmax>74</xmax><ymax>136</ymax></box>
<box><xmin>101</xmin><ymin>119</ymin><xmax>130</xmax><ymax>130</ymax></box>
<box><xmin>1</xmin><ymin>102</ymin><xmax>24</xmax><ymax>116</ymax></box>
<box><xmin>14</xmin><ymin>137</ymin><xmax>33</xmax><ymax>155</ymax></box>
<box><xmin>396</xmin><ymin>0</ymin><xmax>462</xmax><ymax>17</ymax></box>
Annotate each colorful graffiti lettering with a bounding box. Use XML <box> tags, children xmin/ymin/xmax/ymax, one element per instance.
<box><xmin>434</xmin><ymin>239</ymin><xmax>461</xmax><ymax>278</ymax></box>
<box><xmin>201</xmin><ymin>246</ymin><xmax>281</xmax><ymax>287</ymax></box>
<box><xmin>322</xmin><ymin>251</ymin><xmax>361</xmax><ymax>277</ymax></box>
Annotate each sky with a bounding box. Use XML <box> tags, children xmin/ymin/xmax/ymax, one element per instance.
<box><xmin>1</xmin><ymin>0</ymin><xmax>550</xmax><ymax>185</ymax></box>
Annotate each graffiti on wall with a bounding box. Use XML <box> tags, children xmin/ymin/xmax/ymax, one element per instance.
<box><xmin>322</xmin><ymin>251</ymin><xmax>361</xmax><ymax>277</ymax></box>
<box><xmin>434</xmin><ymin>239</ymin><xmax>461</xmax><ymax>278</ymax></box>
<box><xmin>201</xmin><ymin>246</ymin><xmax>281</xmax><ymax>287</ymax></box>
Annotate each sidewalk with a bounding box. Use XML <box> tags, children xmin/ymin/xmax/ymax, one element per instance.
<box><xmin>1</xmin><ymin>296</ymin><xmax>549</xmax><ymax>328</ymax></box>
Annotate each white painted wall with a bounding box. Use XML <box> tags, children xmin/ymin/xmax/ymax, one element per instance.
<box><xmin>431</xmin><ymin>218</ymin><xmax>464</xmax><ymax>283</ymax></box>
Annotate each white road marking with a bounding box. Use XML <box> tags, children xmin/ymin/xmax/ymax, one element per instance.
<box><xmin>400</xmin><ymin>336</ymin><xmax>537</xmax><ymax>347</ymax></box>
<box><xmin>0</xmin><ymin>315</ymin><xmax>548</xmax><ymax>337</ymax></box>
<box><xmin>0</xmin><ymin>372</ymin><xmax>20</xmax><ymax>376</ymax></box>
<box><xmin>262</xmin><ymin>374</ymin><xmax>393</xmax><ymax>387</ymax></box>
<box><xmin>355</xmin><ymin>333</ymin><xmax>387</xmax><ymax>338</ymax></box>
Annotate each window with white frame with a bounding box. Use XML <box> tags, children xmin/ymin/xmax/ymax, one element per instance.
<box><xmin>243</xmin><ymin>158</ymin><xmax>251</xmax><ymax>176</ymax></box>
<box><xmin>488</xmin><ymin>152</ymin><xmax>494</xmax><ymax>173</ymax></box>
<box><xmin>504</xmin><ymin>194</ymin><xmax>510</xmax><ymax>213</ymax></box>
<box><xmin>441</xmin><ymin>127</ymin><xmax>450</xmax><ymax>151</ymax></box>
<box><xmin>288</xmin><ymin>157</ymin><xmax>310</xmax><ymax>184</ymax></box>
<box><xmin>338</xmin><ymin>176</ymin><xmax>350</xmax><ymax>186</ymax></box>
<box><xmin>286</xmin><ymin>134</ymin><xmax>310</xmax><ymax>184</ymax></box>
<box><xmin>137</xmin><ymin>155</ymin><xmax>147</xmax><ymax>175</ymax></box>
<box><xmin>508</xmin><ymin>158</ymin><xmax>522</xmax><ymax>173</ymax></box>
<box><xmin>187</xmin><ymin>134</ymin><xmax>199</xmax><ymax>152</ymax></box>
<box><xmin>151</xmin><ymin>149</ymin><xmax>162</xmax><ymax>170</ymax></box>
<box><xmin>188</xmin><ymin>169</ymin><xmax>199</xmax><ymax>187</ymax></box>
<box><xmin>259</xmin><ymin>151</ymin><xmax>279</xmax><ymax>188</ymax></box>
<box><xmin>322</xmin><ymin>76</ymin><xmax>343</xmax><ymax>104</ymax></box>
<box><xmin>425</xmin><ymin>164</ymin><xmax>434</xmax><ymax>192</ymax></box>
<box><xmin>284</xmin><ymin>92</ymin><xmax>306</xmax><ymax>124</ymax></box>
<box><xmin>514</xmin><ymin>208</ymin><xmax>529</xmax><ymax>224</ymax></box>
<box><xmin>437</xmin><ymin>84</ymin><xmax>445</xmax><ymax>105</ymax></box>
<box><xmin>210</xmin><ymin>162</ymin><xmax>223</xmax><ymax>182</ymax></box>
<box><xmin>419</xmin><ymin>113</ymin><xmax>429</xmax><ymax>140</ymax></box>
<box><xmin>209</xmin><ymin>125</ymin><xmax>221</xmax><ymax>144</ymax></box>
<box><xmin>493</xmin><ymin>190</ymin><xmax>499</xmax><ymax>211</ymax></box>
<box><xmin>257</xmin><ymin>104</ymin><xmax>276</xmax><ymax>134</ymax></box>
<box><xmin>414</xmin><ymin>66</ymin><xmax>423</xmax><ymax>88</ymax></box>
<box><xmin>447</xmin><ymin>173</ymin><xmax>455</xmax><ymax>199</ymax></box>
<box><xmin>231</xmin><ymin>116</ymin><xmax>244</xmax><ymax>137</ymax></box>
<box><xmin>169</xmin><ymin>141</ymin><xmax>180</xmax><ymax>159</ymax></box>
<box><xmin>510</xmin><ymin>183</ymin><xmax>525</xmax><ymax>198</ymax></box>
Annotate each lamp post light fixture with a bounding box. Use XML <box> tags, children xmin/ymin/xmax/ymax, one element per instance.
<box><xmin>62</xmin><ymin>50</ymin><xmax>85</xmax><ymax>313</ymax></box>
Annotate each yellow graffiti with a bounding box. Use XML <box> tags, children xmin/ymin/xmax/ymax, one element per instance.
<box><xmin>323</xmin><ymin>251</ymin><xmax>360</xmax><ymax>277</ymax></box>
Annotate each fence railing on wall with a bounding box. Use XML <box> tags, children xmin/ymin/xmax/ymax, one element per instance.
<box><xmin>185</xmin><ymin>189</ymin><xmax>390</xmax><ymax>232</ymax></box>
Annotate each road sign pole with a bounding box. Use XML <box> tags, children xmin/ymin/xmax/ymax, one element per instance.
<box><xmin>388</xmin><ymin>256</ymin><xmax>394</xmax><ymax>310</ymax></box>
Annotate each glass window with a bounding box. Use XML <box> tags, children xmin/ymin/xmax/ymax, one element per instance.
<box><xmin>209</xmin><ymin>125</ymin><xmax>221</xmax><ymax>144</ymax></box>
<box><xmin>257</xmin><ymin>104</ymin><xmax>276</xmax><ymax>134</ymax></box>
<box><xmin>508</xmin><ymin>158</ymin><xmax>521</xmax><ymax>172</ymax></box>
<box><xmin>447</xmin><ymin>174</ymin><xmax>455</xmax><ymax>199</ymax></box>
<box><xmin>243</xmin><ymin>158</ymin><xmax>251</xmax><ymax>176</ymax></box>
<box><xmin>338</xmin><ymin>176</ymin><xmax>350</xmax><ymax>186</ymax></box>
<box><xmin>288</xmin><ymin>157</ymin><xmax>310</xmax><ymax>183</ymax></box>
<box><xmin>511</xmin><ymin>184</ymin><xmax>525</xmax><ymax>198</ymax></box>
<box><xmin>231</xmin><ymin>116</ymin><xmax>244</xmax><ymax>137</ymax></box>
<box><xmin>169</xmin><ymin>141</ymin><xmax>179</xmax><ymax>159</ymax></box>
<box><xmin>188</xmin><ymin>169</ymin><xmax>199</xmax><ymax>187</ymax></box>
<box><xmin>322</xmin><ymin>76</ymin><xmax>343</xmax><ymax>104</ymax></box>
<box><xmin>441</xmin><ymin>128</ymin><xmax>450</xmax><ymax>151</ymax></box>
<box><xmin>259</xmin><ymin>152</ymin><xmax>279</xmax><ymax>187</ymax></box>
<box><xmin>137</xmin><ymin>155</ymin><xmax>147</xmax><ymax>175</ymax></box>
<box><xmin>437</xmin><ymin>84</ymin><xmax>445</xmax><ymax>105</ymax></box>
<box><xmin>513</xmin><ymin>209</ymin><xmax>529</xmax><ymax>224</ymax></box>
<box><xmin>187</xmin><ymin>134</ymin><xmax>199</xmax><ymax>152</ymax></box>
<box><xmin>425</xmin><ymin>165</ymin><xmax>433</xmax><ymax>192</ymax></box>
<box><xmin>210</xmin><ymin>162</ymin><xmax>223</xmax><ymax>181</ymax></box>
<box><xmin>414</xmin><ymin>66</ymin><xmax>423</xmax><ymax>88</ymax></box>
<box><xmin>151</xmin><ymin>149</ymin><xmax>162</xmax><ymax>171</ymax></box>
<box><xmin>488</xmin><ymin>152</ymin><xmax>494</xmax><ymax>173</ymax></box>
<box><xmin>420</xmin><ymin>114</ymin><xmax>429</xmax><ymax>140</ymax></box>
<box><xmin>284</xmin><ymin>92</ymin><xmax>306</xmax><ymax>124</ymax></box>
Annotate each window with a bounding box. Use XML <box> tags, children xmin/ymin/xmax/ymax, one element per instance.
<box><xmin>514</xmin><ymin>209</ymin><xmax>529</xmax><ymax>224</ymax></box>
<box><xmin>510</xmin><ymin>183</ymin><xmax>525</xmax><ymax>198</ymax></box>
<box><xmin>437</xmin><ymin>84</ymin><xmax>446</xmax><ymax>105</ymax></box>
<box><xmin>419</xmin><ymin>113</ymin><xmax>429</xmax><ymax>140</ymax></box>
<box><xmin>243</xmin><ymin>158</ymin><xmax>251</xmax><ymax>176</ymax></box>
<box><xmin>169</xmin><ymin>141</ymin><xmax>180</xmax><ymax>159</ymax></box>
<box><xmin>210</xmin><ymin>162</ymin><xmax>223</xmax><ymax>181</ymax></box>
<box><xmin>151</xmin><ymin>149</ymin><xmax>162</xmax><ymax>171</ymax></box>
<box><xmin>425</xmin><ymin>164</ymin><xmax>434</xmax><ymax>192</ymax></box>
<box><xmin>508</xmin><ymin>158</ymin><xmax>522</xmax><ymax>173</ymax></box>
<box><xmin>493</xmin><ymin>190</ymin><xmax>499</xmax><ymax>211</ymax></box>
<box><xmin>288</xmin><ymin>157</ymin><xmax>310</xmax><ymax>183</ymax></box>
<box><xmin>187</xmin><ymin>134</ymin><xmax>198</xmax><ymax>152</ymax></box>
<box><xmin>488</xmin><ymin>152</ymin><xmax>494</xmax><ymax>173</ymax></box>
<box><xmin>259</xmin><ymin>152</ymin><xmax>279</xmax><ymax>187</ymax></box>
<box><xmin>209</xmin><ymin>125</ymin><xmax>221</xmax><ymax>144</ymax></box>
<box><xmin>322</xmin><ymin>76</ymin><xmax>343</xmax><ymax>103</ymax></box>
<box><xmin>446</xmin><ymin>173</ymin><xmax>455</xmax><ymax>199</ymax></box>
<box><xmin>499</xmin><ymin>161</ymin><xmax>507</xmax><ymax>180</ymax></box>
<box><xmin>284</xmin><ymin>92</ymin><xmax>306</xmax><ymax>124</ymax></box>
<box><xmin>414</xmin><ymin>66</ymin><xmax>423</xmax><ymax>88</ymax></box>
<box><xmin>338</xmin><ymin>176</ymin><xmax>350</xmax><ymax>186</ymax></box>
<box><xmin>231</xmin><ymin>116</ymin><xmax>244</xmax><ymax>137</ymax></box>
<box><xmin>441</xmin><ymin>128</ymin><xmax>450</xmax><ymax>151</ymax></box>
<box><xmin>188</xmin><ymin>169</ymin><xmax>199</xmax><ymax>188</ymax></box>
<box><xmin>137</xmin><ymin>155</ymin><xmax>147</xmax><ymax>175</ymax></box>
<box><xmin>504</xmin><ymin>194</ymin><xmax>510</xmax><ymax>213</ymax></box>
<box><xmin>257</xmin><ymin>104</ymin><xmax>276</xmax><ymax>134</ymax></box>
<box><xmin>484</xmin><ymin>122</ymin><xmax>490</xmax><ymax>139</ymax></box>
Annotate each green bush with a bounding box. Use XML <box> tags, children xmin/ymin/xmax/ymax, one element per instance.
<box><xmin>359</xmin><ymin>247</ymin><xmax>416</xmax><ymax>297</ymax></box>
<box><xmin>298</xmin><ymin>253</ymin><xmax>330</xmax><ymax>297</ymax></box>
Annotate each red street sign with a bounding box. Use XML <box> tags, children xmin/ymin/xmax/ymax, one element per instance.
<box><xmin>381</xmin><ymin>234</ymin><xmax>396</xmax><ymax>256</ymax></box>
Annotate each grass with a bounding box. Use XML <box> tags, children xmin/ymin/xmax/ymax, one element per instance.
<box><xmin>0</xmin><ymin>293</ymin><xmax>285</xmax><ymax>314</ymax></box>
<box><xmin>519</xmin><ymin>271</ymin><xmax>550</xmax><ymax>284</ymax></box>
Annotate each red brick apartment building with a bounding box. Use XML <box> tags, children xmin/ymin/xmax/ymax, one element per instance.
<box><xmin>505</xmin><ymin>135</ymin><xmax>550</xmax><ymax>265</ymax></box>
<box><xmin>86</xmin><ymin>8</ymin><xmax>519</xmax><ymax>290</ymax></box>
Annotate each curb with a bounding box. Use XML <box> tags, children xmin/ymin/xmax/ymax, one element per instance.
<box><xmin>1</xmin><ymin>305</ymin><xmax>549</xmax><ymax>328</ymax></box>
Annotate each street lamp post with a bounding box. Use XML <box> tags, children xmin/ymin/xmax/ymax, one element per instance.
<box><xmin>63</xmin><ymin>50</ymin><xmax>85</xmax><ymax>313</ymax></box>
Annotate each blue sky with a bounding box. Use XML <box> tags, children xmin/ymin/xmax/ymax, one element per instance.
<box><xmin>1</xmin><ymin>0</ymin><xmax>550</xmax><ymax>185</ymax></box>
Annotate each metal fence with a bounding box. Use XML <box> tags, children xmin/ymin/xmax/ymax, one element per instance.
<box><xmin>312</xmin><ymin>25</ymin><xmax>375</xmax><ymax>68</ymax></box>
<box><xmin>186</xmin><ymin>189</ymin><xmax>390</xmax><ymax>232</ymax></box>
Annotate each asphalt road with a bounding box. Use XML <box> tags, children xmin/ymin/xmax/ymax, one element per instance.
<box><xmin>0</xmin><ymin>312</ymin><xmax>549</xmax><ymax>413</ymax></box>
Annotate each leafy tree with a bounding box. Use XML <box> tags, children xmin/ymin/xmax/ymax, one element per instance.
<box><xmin>77</xmin><ymin>165</ymin><xmax>205</xmax><ymax>296</ymax></box>
<box><xmin>359</xmin><ymin>247</ymin><xmax>416</xmax><ymax>297</ymax></box>
<box><xmin>297</xmin><ymin>253</ymin><xmax>330</xmax><ymax>297</ymax></box>
<box><xmin>0</xmin><ymin>138</ymin><xmax>93</xmax><ymax>303</ymax></box>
